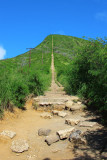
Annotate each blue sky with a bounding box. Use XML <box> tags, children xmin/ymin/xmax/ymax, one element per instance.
<box><xmin>0</xmin><ymin>0</ymin><xmax>107</xmax><ymax>59</ymax></box>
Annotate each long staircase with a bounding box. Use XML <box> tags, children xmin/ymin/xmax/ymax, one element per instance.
<box><xmin>33</xmin><ymin>36</ymin><xmax>70</xmax><ymax>109</ymax></box>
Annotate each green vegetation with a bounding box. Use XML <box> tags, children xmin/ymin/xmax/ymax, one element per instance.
<box><xmin>0</xmin><ymin>35</ymin><xmax>52</xmax><ymax>115</ymax></box>
<box><xmin>0</xmin><ymin>34</ymin><xmax>107</xmax><ymax>124</ymax></box>
<box><xmin>54</xmin><ymin>35</ymin><xmax>107</xmax><ymax>124</ymax></box>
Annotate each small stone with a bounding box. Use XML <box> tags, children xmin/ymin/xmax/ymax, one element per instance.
<box><xmin>65</xmin><ymin>119</ymin><xmax>80</xmax><ymax>126</ymax></box>
<box><xmin>45</xmin><ymin>134</ymin><xmax>60</xmax><ymax>145</ymax></box>
<box><xmin>40</xmin><ymin>112</ymin><xmax>52</xmax><ymax>119</ymax></box>
<box><xmin>57</xmin><ymin>127</ymin><xmax>75</xmax><ymax>139</ymax></box>
<box><xmin>79</xmin><ymin>121</ymin><xmax>97</xmax><ymax>127</ymax></box>
<box><xmin>0</xmin><ymin>130</ymin><xmax>16</xmax><ymax>139</ymax></box>
<box><xmin>58</xmin><ymin>111</ymin><xmax>67</xmax><ymax>118</ymax></box>
<box><xmin>11</xmin><ymin>139</ymin><xmax>29</xmax><ymax>153</ymax></box>
<box><xmin>38</xmin><ymin>128</ymin><xmax>51</xmax><ymax>136</ymax></box>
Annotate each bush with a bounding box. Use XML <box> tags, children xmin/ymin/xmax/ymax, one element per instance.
<box><xmin>54</xmin><ymin>38</ymin><xmax>107</xmax><ymax>124</ymax></box>
<box><xmin>27</xmin><ymin>71</ymin><xmax>43</xmax><ymax>96</ymax></box>
<box><xmin>67</xmin><ymin>40</ymin><xmax>107</xmax><ymax>123</ymax></box>
<box><xmin>11</xmin><ymin>75</ymin><xmax>29</xmax><ymax>109</ymax></box>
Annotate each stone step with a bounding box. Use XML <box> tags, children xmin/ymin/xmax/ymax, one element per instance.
<box><xmin>34</xmin><ymin>98</ymin><xmax>68</xmax><ymax>105</ymax></box>
<box><xmin>57</xmin><ymin>127</ymin><xmax>75</xmax><ymax>139</ymax></box>
<box><xmin>45</xmin><ymin>91</ymin><xmax>66</xmax><ymax>95</ymax></box>
<box><xmin>79</xmin><ymin>121</ymin><xmax>97</xmax><ymax>127</ymax></box>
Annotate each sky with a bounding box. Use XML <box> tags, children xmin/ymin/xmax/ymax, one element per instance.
<box><xmin>0</xmin><ymin>0</ymin><xmax>107</xmax><ymax>59</ymax></box>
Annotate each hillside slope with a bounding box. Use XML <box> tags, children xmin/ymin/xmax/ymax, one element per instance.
<box><xmin>0</xmin><ymin>34</ymin><xmax>106</xmax><ymax>123</ymax></box>
<box><xmin>0</xmin><ymin>34</ymin><xmax>92</xmax><ymax>114</ymax></box>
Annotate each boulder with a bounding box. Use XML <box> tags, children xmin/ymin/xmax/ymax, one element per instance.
<box><xmin>38</xmin><ymin>128</ymin><xmax>51</xmax><ymax>136</ymax></box>
<box><xmin>58</xmin><ymin>111</ymin><xmax>67</xmax><ymax>118</ymax></box>
<box><xmin>0</xmin><ymin>130</ymin><xmax>16</xmax><ymax>139</ymax></box>
<box><xmin>57</xmin><ymin>127</ymin><xmax>75</xmax><ymax>139</ymax></box>
<box><xmin>45</xmin><ymin>134</ymin><xmax>60</xmax><ymax>145</ymax></box>
<box><xmin>40</xmin><ymin>112</ymin><xmax>53</xmax><ymax>119</ymax></box>
<box><xmin>65</xmin><ymin>118</ymin><xmax>80</xmax><ymax>126</ymax></box>
<box><xmin>79</xmin><ymin>121</ymin><xmax>97</xmax><ymax>127</ymax></box>
<box><xmin>11</xmin><ymin>139</ymin><xmax>29</xmax><ymax>153</ymax></box>
<box><xmin>69</xmin><ymin>130</ymin><xmax>87</xmax><ymax>145</ymax></box>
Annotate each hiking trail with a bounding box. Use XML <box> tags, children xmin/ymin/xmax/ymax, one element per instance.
<box><xmin>0</xmin><ymin>36</ymin><xmax>106</xmax><ymax>160</ymax></box>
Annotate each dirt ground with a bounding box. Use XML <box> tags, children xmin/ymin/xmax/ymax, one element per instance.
<box><xmin>0</xmin><ymin>99</ymin><xmax>106</xmax><ymax>160</ymax></box>
<box><xmin>0</xmin><ymin>100</ymin><xmax>75</xmax><ymax>160</ymax></box>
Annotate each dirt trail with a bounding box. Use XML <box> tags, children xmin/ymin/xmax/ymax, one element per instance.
<box><xmin>0</xmin><ymin>36</ymin><xmax>106</xmax><ymax>160</ymax></box>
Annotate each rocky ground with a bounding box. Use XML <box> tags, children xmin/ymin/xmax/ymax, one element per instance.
<box><xmin>0</xmin><ymin>52</ymin><xmax>106</xmax><ymax>160</ymax></box>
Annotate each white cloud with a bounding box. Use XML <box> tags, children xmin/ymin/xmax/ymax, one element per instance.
<box><xmin>0</xmin><ymin>46</ymin><xmax>6</xmax><ymax>59</ymax></box>
<box><xmin>95</xmin><ymin>11</ymin><xmax>107</xmax><ymax>22</ymax></box>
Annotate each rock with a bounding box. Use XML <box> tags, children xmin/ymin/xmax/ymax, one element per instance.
<box><xmin>45</xmin><ymin>134</ymin><xmax>60</xmax><ymax>145</ymax></box>
<box><xmin>58</xmin><ymin>111</ymin><xmax>67</xmax><ymax>118</ymax></box>
<box><xmin>77</xmin><ymin>101</ymin><xmax>82</xmax><ymax>105</ymax></box>
<box><xmin>65</xmin><ymin>118</ymin><xmax>80</xmax><ymax>126</ymax></box>
<box><xmin>79</xmin><ymin>121</ymin><xmax>97</xmax><ymax>127</ymax></box>
<box><xmin>69</xmin><ymin>130</ymin><xmax>81</xmax><ymax>141</ymax></box>
<box><xmin>57</xmin><ymin>127</ymin><xmax>75</xmax><ymax>139</ymax></box>
<box><xmin>73</xmin><ymin>137</ymin><xmax>87</xmax><ymax>145</ymax></box>
<box><xmin>65</xmin><ymin>100</ymin><xmax>83</xmax><ymax>111</ymax></box>
<box><xmin>70</xmin><ymin>104</ymin><xmax>82</xmax><ymax>111</ymax></box>
<box><xmin>75</xmin><ymin>130</ymin><xmax>82</xmax><ymax>135</ymax></box>
<box><xmin>69</xmin><ymin>130</ymin><xmax>87</xmax><ymax>145</ymax></box>
<box><xmin>40</xmin><ymin>112</ymin><xmax>53</xmax><ymax>119</ymax></box>
<box><xmin>52</xmin><ymin>110</ymin><xmax>67</xmax><ymax>118</ymax></box>
<box><xmin>52</xmin><ymin>110</ymin><xmax>59</xmax><ymax>115</ymax></box>
<box><xmin>38</xmin><ymin>128</ymin><xmax>51</xmax><ymax>136</ymax></box>
<box><xmin>11</xmin><ymin>139</ymin><xmax>29</xmax><ymax>153</ymax></box>
<box><xmin>0</xmin><ymin>130</ymin><xmax>16</xmax><ymax>139</ymax></box>
<box><xmin>65</xmin><ymin>101</ymin><xmax>74</xmax><ymax>110</ymax></box>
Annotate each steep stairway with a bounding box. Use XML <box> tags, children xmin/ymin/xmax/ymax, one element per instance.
<box><xmin>33</xmin><ymin>36</ymin><xmax>71</xmax><ymax>109</ymax></box>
